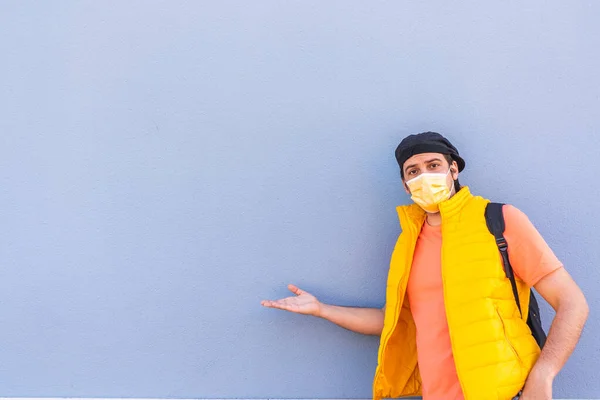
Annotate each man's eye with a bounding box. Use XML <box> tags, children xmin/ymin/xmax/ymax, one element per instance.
<box><xmin>408</xmin><ymin>170</ymin><xmax>417</xmax><ymax>175</ymax></box>
<box><xmin>430</xmin><ymin>163</ymin><xmax>439</xmax><ymax>168</ymax></box>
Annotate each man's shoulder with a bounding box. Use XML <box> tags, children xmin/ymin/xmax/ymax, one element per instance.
<box><xmin>501</xmin><ymin>204</ymin><xmax>531</xmax><ymax>224</ymax></box>
<box><xmin>477</xmin><ymin>198</ymin><xmax>530</xmax><ymax>219</ymax></box>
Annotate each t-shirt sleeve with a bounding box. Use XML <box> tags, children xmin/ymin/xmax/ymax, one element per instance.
<box><xmin>502</xmin><ymin>204</ymin><xmax>563</xmax><ymax>287</ymax></box>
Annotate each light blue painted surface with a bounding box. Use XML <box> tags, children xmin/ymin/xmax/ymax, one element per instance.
<box><xmin>0</xmin><ymin>1</ymin><xmax>598</xmax><ymax>398</ymax></box>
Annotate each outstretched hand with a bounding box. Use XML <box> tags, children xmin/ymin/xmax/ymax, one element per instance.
<box><xmin>261</xmin><ymin>284</ymin><xmax>322</xmax><ymax>317</ymax></box>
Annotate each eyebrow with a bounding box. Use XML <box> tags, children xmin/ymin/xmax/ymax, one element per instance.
<box><xmin>404</xmin><ymin>158</ymin><xmax>444</xmax><ymax>173</ymax></box>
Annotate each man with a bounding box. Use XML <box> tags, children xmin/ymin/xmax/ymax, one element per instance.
<box><xmin>261</xmin><ymin>132</ymin><xmax>588</xmax><ymax>400</ymax></box>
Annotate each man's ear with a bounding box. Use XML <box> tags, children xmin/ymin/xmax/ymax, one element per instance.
<box><xmin>450</xmin><ymin>161</ymin><xmax>459</xmax><ymax>180</ymax></box>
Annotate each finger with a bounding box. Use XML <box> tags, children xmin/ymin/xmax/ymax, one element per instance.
<box><xmin>261</xmin><ymin>300</ymin><xmax>276</xmax><ymax>308</ymax></box>
<box><xmin>261</xmin><ymin>299</ymin><xmax>281</xmax><ymax>307</ymax></box>
<box><xmin>262</xmin><ymin>299</ymin><xmax>295</xmax><ymax>312</ymax></box>
<box><xmin>261</xmin><ymin>298</ymin><xmax>289</xmax><ymax>307</ymax></box>
<box><xmin>288</xmin><ymin>284</ymin><xmax>304</xmax><ymax>296</ymax></box>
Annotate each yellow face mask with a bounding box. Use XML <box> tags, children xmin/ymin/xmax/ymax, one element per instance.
<box><xmin>405</xmin><ymin>169</ymin><xmax>453</xmax><ymax>213</ymax></box>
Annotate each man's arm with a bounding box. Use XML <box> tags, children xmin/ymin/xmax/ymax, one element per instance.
<box><xmin>521</xmin><ymin>267</ymin><xmax>589</xmax><ymax>399</ymax></box>
<box><xmin>319</xmin><ymin>303</ymin><xmax>385</xmax><ymax>335</ymax></box>
<box><xmin>261</xmin><ymin>284</ymin><xmax>385</xmax><ymax>335</ymax></box>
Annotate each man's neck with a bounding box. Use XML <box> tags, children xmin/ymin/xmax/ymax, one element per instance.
<box><xmin>426</xmin><ymin>212</ymin><xmax>442</xmax><ymax>226</ymax></box>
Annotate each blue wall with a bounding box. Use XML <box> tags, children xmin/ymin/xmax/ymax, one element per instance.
<box><xmin>1</xmin><ymin>1</ymin><xmax>598</xmax><ymax>398</ymax></box>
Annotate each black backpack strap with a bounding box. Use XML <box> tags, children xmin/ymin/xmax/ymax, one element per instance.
<box><xmin>484</xmin><ymin>202</ymin><xmax>523</xmax><ymax>316</ymax></box>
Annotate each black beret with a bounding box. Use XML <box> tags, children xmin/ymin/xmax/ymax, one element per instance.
<box><xmin>395</xmin><ymin>131</ymin><xmax>465</xmax><ymax>174</ymax></box>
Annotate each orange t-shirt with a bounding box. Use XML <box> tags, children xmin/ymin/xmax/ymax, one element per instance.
<box><xmin>406</xmin><ymin>205</ymin><xmax>563</xmax><ymax>400</ymax></box>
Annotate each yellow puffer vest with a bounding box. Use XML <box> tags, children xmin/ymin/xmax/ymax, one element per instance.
<box><xmin>372</xmin><ymin>187</ymin><xmax>541</xmax><ymax>400</ymax></box>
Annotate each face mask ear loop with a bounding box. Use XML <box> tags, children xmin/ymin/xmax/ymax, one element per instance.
<box><xmin>448</xmin><ymin>167</ymin><xmax>457</xmax><ymax>196</ymax></box>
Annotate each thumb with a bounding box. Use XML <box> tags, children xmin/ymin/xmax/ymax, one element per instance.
<box><xmin>288</xmin><ymin>284</ymin><xmax>304</xmax><ymax>296</ymax></box>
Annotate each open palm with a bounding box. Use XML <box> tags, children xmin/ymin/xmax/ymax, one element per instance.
<box><xmin>261</xmin><ymin>284</ymin><xmax>322</xmax><ymax>316</ymax></box>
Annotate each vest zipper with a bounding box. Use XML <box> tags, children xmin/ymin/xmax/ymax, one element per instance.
<box><xmin>376</xmin><ymin>226</ymin><xmax>418</xmax><ymax>394</ymax></box>
<box><xmin>379</xmin><ymin>284</ymin><xmax>402</xmax><ymax>374</ymax></box>
<box><xmin>496</xmin><ymin>306</ymin><xmax>525</xmax><ymax>368</ymax></box>
<box><xmin>374</xmin><ymin>279</ymin><xmax>403</xmax><ymax>397</ymax></box>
